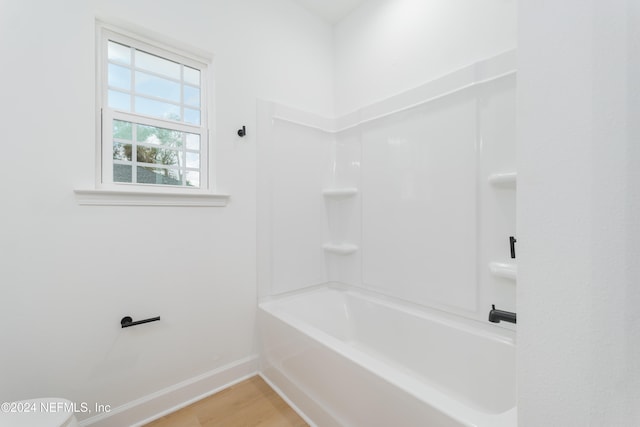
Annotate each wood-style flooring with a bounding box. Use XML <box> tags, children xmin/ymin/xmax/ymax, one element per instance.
<box><xmin>142</xmin><ymin>376</ymin><xmax>309</xmax><ymax>427</ymax></box>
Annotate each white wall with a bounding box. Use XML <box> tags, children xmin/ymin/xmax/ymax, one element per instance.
<box><xmin>518</xmin><ymin>0</ymin><xmax>640</xmax><ymax>425</ymax></box>
<box><xmin>0</xmin><ymin>0</ymin><xmax>333</xmax><ymax>423</ymax></box>
<box><xmin>333</xmin><ymin>0</ymin><xmax>516</xmax><ymax>115</ymax></box>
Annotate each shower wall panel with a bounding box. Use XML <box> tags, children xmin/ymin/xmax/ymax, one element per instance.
<box><xmin>257</xmin><ymin>101</ymin><xmax>334</xmax><ymax>297</ymax></box>
<box><xmin>361</xmin><ymin>91</ymin><xmax>479</xmax><ymax>312</ymax></box>
<box><xmin>258</xmin><ymin>51</ymin><xmax>516</xmax><ymax>323</ymax></box>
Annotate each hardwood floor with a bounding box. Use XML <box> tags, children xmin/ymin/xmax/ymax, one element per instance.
<box><xmin>142</xmin><ymin>376</ymin><xmax>309</xmax><ymax>427</ymax></box>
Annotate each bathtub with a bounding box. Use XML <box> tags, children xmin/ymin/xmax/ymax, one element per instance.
<box><xmin>258</xmin><ymin>284</ymin><xmax>516</xmax><ymax>427</ymax></box>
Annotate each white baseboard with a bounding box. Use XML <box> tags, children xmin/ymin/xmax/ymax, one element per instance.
<box><xmin>258</xmin><ymin>372</ymin><xmax>318</xmax><ymax>427</ymax></box>
<box><xmin>80</xmin><ymin>355</ymin><xmax>258</xmax><ymax>427</ymax></box>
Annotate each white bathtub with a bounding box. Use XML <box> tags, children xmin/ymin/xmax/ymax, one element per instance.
<box><xmin>258</xmin><ymin>284</ymin><xmax>516</xmax><ymax>427</ymax></box>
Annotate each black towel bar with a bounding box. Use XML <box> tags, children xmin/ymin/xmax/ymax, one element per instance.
<box><xmin>121</xmin><ymin>316</ymin><xmax>160</xmax><ymax>328</ymax></box>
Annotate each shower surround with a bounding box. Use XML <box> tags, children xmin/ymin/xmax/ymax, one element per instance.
<box><xmin>257</xmin><ymin>50</ymin><xmax>517</xmax><ymax>426</ymax></box>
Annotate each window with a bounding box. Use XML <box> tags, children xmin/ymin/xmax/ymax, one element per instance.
<box><xmin>98</xmin><ymin>26</ymin><xmax>209</xmax><ymax>191</ymax></box>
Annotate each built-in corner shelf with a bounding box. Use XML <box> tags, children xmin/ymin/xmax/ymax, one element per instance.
<box><xmin>488</xmin><ymin>172</ymin><xmax>517</xmax><ymax>188</ymax></box>
<box><xmin>322</xmin><ymin>188</ymin><xmax>358</xmax><ymax>198</ymax></box>
<box><xmin>489</xmin><ymin>262</ymin><xmax>517</xmax><ymax>281</ymax></box>
<box><xmin>323</xmin><ymin>243</ymin><xmax>359</xmax><ymax>255</ymax></box>
<box><xmin>323</xmin><ymin>189</ymin><xmax>358</xmax><ymax>256</ymax></box>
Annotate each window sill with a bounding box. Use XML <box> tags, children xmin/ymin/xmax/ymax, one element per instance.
<box><xmin>74</xmin><ymin>189</ymin><xmax>229</xmax><ymax>207</ymax></box>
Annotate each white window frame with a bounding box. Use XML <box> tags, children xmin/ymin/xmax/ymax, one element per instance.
<box><xmin>76</xmin><ymin>22</ymin><xmax>228</xmax><ymax>206</ymax></box>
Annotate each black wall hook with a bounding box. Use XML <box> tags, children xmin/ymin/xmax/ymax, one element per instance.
<box><xmin>237</xmin><ymin>126</ymin><xmax>246</xmax><ymax>137</ymax></box>
<box><xmin>509</xmin><ymin>236</ymin><xmax>517</xmax><ymax>259</ymax></box>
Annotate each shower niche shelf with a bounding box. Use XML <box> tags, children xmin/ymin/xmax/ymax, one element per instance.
<box><xmin>323</xmin><ymin>243</ymin><xmax>359</xmax><ymax>255</ymax></box>
<box><xmin>488</xmin><ymin>172</ymin><xmax>517</xmax><ymax>188</ymax></box>
<box><xmin>489</xmin><ymin>262</ymin><xmax>517</xmax><ymax>280</ymax></box>
<box><xmin>322</xmin><ymin>187</ymin><xmax>358</xmax><ymax>198</ymax></box>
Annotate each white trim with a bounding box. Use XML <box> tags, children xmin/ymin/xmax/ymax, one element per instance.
<box><xmin>259</xmin><ymin>366</ymin><xmax>335</xmax><ymax>427</ymax></box>
<box><xmin>96</xmin><ymin>18</ymin><xmax>213</xmax><ymax>65</ymax></box>
<box><xmin>107</xmin><ymin>65</ymin><xmax>202</xmax><ymax>88</ymax></box>
<box><xmin>74</xmin><ymin>189</ymin><xmax>229</xmax><ymax>207</ymax></box>
<box><xmin>79</xmin><ymin>355</ymin><xmax>257</xmax><ymax>427</ymax></box>
<box><xmin>111</xmin><ymin>109</ymin><xmax>203</xmax><ymax>134</ymax></box>
<box><xmin>259</xmin><ymin>373</ymin><xmax>318</xmax><ymax>427</ymax></box>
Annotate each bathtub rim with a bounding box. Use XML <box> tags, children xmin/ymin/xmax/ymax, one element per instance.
<box><xmin>259</xmin><ymin>282</ymin><xmax>515</xmax><ymax>345</ymax></box>
<box><xmin>258</xmin><ymin>283</ymin><xmax>517</xmax><ymax>427</ymax></box>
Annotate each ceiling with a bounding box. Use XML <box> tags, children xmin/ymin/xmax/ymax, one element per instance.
<box><xmin>293</xmin><ymin>0</ymin><xmax>369</xmax><ymax>24</ymax></box>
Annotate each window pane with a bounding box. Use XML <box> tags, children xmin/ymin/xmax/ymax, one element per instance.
<box><xmin>186</xmin><ymin>152</ymin><xmax>199</xmax><ymax>168</ymax></box>
<box><xmin>136</xmin><ymin>166</ymin><xmax>182</xmax><ymax>186</ymax></box>
<box><xmin>113</xmin><ymin>120</ymin><xmax>132</xmax><ymax>140</ymax></box>
<box><xmin>135</xmin><ymin>96</ymin><xmax>180</xmax><ymax>121</ymax></box>
<box><xmin>108</xmin><ymin>41</ymin><xmax>130</xmax><ymax>65</ymax></box>
<box><xmin>113</xmin><ymin>143</ymin><xmax>132</xmax><ymax>161</ymax></box>
<box><xmin>186</xmin><ymin>171</ymin><xmax>200</xmax><ymax>188</ymax></box>
<box><xmin>184</xmin><ymin>108</ymin><xmax>200</xmax><ymax>125</ymax></box>
<box><xmin>108</xmin><ymin>90</ymin><xmax>131</xmax><ymax>111</ymax></box>
<box><xmin>136</xmin><ymin>124</ymin><xmax>183</xmax><ymax>148</ymax></box>
<box><xmin>108</xmin><ymin>64</ymin><xmax>131</xmax><ymax>90</ymax></box>
<box><xmin>135</xmin><ymin>71</ymin><xmax>180</xmax><ymax>103</ymax></box>
<box><xmin>135</xmin><ymin>50</ymin><xmax>180</xmax><ymax>80</ymax></box>
<box><xmin>186</xmin><ymin>133</ymin><xmax>200</xmax><ymax>150</ymax></box>
<box><xmin>136</xmin><ymin>146</ymin><xmax>182</xmax><ymax>167</ymax></box>
<box><xmin>184</xmin><ymin>85</ymin><xmax>200</xmax><ymax>107</ymax></box>
<box><xmin>113</xmin><ymin>164</ymin><xmax>132</xmax><ymax>183</ymax></box>
<box><xmin>184</xmin><ymin>66</ymin><xmax>200</xmax><ymax>86</ymax></box>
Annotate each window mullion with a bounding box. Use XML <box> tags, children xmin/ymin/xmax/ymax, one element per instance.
<box><xmin>129</xmin><ymin>45</ymin><xmax>135</xmax><ymax>113</ymax></box>
<box><xmin>181</xmin><ymin>65</ymin><xmax>185</xmax><ymax>132</ymax></box>
<box><xmin>111</xmin><ymin>111</ymin><xmax>204</xmax><ymax>136</ymax></box>
<box><xmin>180</xmin><ymin>65</ymin><xmax>186</xmax><ymax>186</ymax></box>
<box><xmin>132</xmin><ymin>119</ymin><xmax>138</xmax><ymax>184</ymax></box>
<box><xmin>101</xmin><ymin>109</ymin><xmax>114</xmax><ymax>185</ymax></box>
